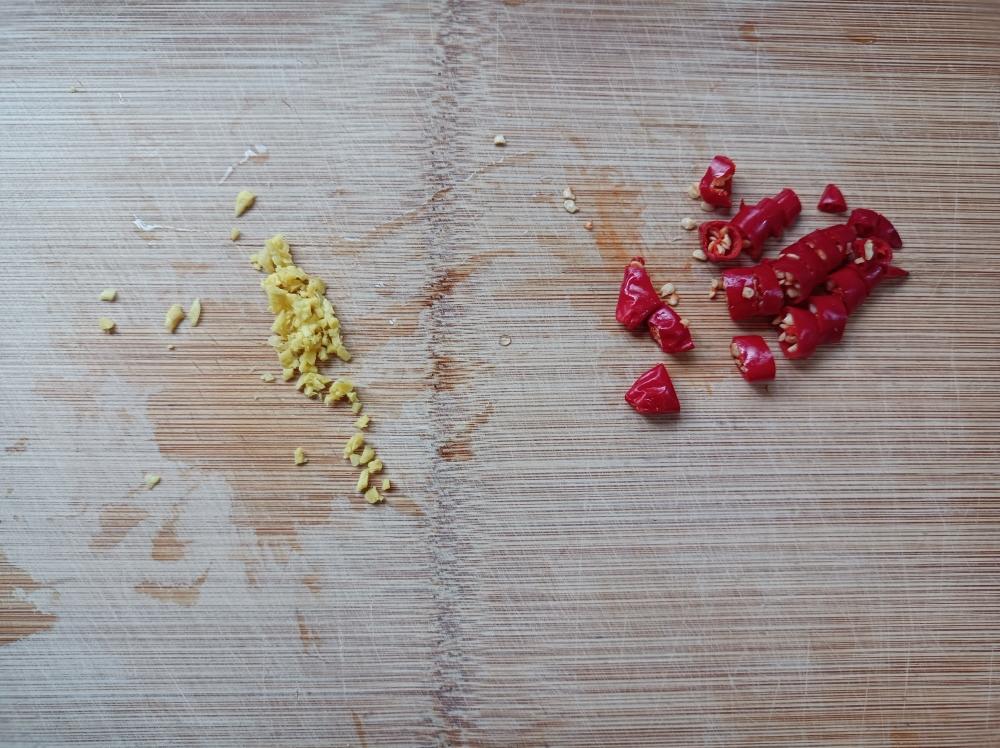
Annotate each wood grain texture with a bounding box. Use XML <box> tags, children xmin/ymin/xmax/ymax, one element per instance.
<box><xmin>2</xmin><ymin>1</ymin><xmax>999</xmax><ymax>745</ymax></box>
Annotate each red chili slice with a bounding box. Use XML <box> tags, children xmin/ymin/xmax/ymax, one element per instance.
<box><xmin>775</xmin><ymin>307</ymin><xmax>821</xmax><ymax>360</ymax></box>
<box><xmin>826</xmin><ymin>264</ymin><xmax>870</xmax><ymax>313</ymax></box>
<box><xmin>772</xmin><ymin>249</ymin><xmax>826</xmax><ymax>302</ymax></box>
<box><xmin>722</xmin><ymin>263</ymin><xmax>783</xmax><ymax>321</ymax></box>
<box><xmin>817</xmin><ymin>184</ymin><xmax>847</xmax><ymax>214</ymax></box>
<box><xmin>850</xmin><ymin>236</ymin><xmax>894</xmax><ymax>268</ymax></box>
<box><xmin>615</xmin><ymin>256</ymin><xmax>661</xmax><ymax>330</ymax></box>
<box><xmin>698</xmin><ymin>155</ymin><xmax>736</xmax><ymax>209</ymax></box>
<box><xmin>729</xmin><ymin>188</ymin><xmax>802</xmax><ymax>260</ymax></box>
<box><xmin>848</xmin><ymin>208</ymin><xmax>902</xmax><ymax>248</ymax></box>
<box><xmin>625</xmin><ymin>363</ymin><xmax>681</xmax><ymax>414</ymax></box>
<box><xmin>807</xmin><ymin>294</ymin><xmax>848</xmax><ymax>344</ymax></box>
<box><xmin>699</xmin><ymin>220</ymin><xmax>743</xmax><ymax>262</ymax></box>
<box><xmin>647</xmin><ymin>305</ymin><xmax>695</xmax><ymax>353</ymax></box>
<box><xmin>730</xmin><ymin>335</ymin><xmax>776</xmax><ymax>381</ymax></box>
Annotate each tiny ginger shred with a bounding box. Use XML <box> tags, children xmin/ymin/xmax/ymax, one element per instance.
<box><xmin>164</xmin><ymin>304</ymin><xmax>185</xmax><ymax>332</ymax></box>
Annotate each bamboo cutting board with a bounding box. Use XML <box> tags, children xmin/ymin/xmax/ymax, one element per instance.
<box><xmin>2</xmin><ymin>2</ymin><xmax>999</xmax><ymax>746</ymax></box>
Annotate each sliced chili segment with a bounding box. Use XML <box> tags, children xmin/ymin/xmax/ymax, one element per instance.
<box><xmin>808</xmin><ymin>294</ymin><xmax>848</xmax><ymax>344</ymax></box>
<box><xmin>775</xmin><ymin>306</ymin><xmax>821</xmax><ymax>360</ymax></box>
<box><xmin>625</xmin><ymin>363</ymin><xmax>681</xmax><ymax>414</ymax></box>
<box><xmin>615</xmin><ymin>256</ymin><xmax>661</xmax><ymax>330</ymax></box>
<box><xmin>730</xmin><ymin>335</ymin><xmax>776</xmax><ymax>381</ymax></box>
<box><xmin>729</xmin><ymin>188</ymin><xmax>802</xmax><ymax>260</ymax></box>
<box><xmin>826</xmin><ymin>264</ymin><xmax>869</xmax><ymax>313</ymax></box>
<box><xmin>647</xmin><ymin>305</ymin><xmax>695</xmax><ymax>353</ymax></box>
<box><xmin>698</xmin><ymin>155</ymin><xmax>736</xmax><ymax>209</ymax></box>
<box><xmin>699</xmin><ymin>220</ymin><xmax>743</xmax><ymax>263</ymax></box>
<box><xmin>817</xmin><ymin>184</ymin><xmax>847</xmax><ymax>214</ymax></box>
<box><xmin>848</xmin><ymin>208</ymin><xmax>902</xmax><ymax>248</ymax></box>
<box><xmin>722</xmin><ymin>263</ymin><xmax>784</xmax><ymax>321</ymax></box>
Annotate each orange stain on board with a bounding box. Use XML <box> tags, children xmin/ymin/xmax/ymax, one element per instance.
<box><xmin>91</xmin><ymin>504</ymin><xmax>150</xmax><ymax>550</ymax></box>
<box><xmin>301</xmin><ymin>574</ymin><xmax>322</xmax><ymax>594</ymax></box>
<box><xmin>135</xmin><ymin>569</ymin><xmax>209</xmax><ymax>607</ymax></box>
<box><xmin>4</xmin><ymin>437</ymin><xmax>28</xmax><ymax>454</ymax></box>
<box><xmin>351</xmin><ymin>712</ymin><xmax>370</xmax><ymax>748</ymax></box>
<box><xmin>568</xmin><ymin>168</ymin><xmax>647</xmax><ymax>268</ymax></box>
<box><xmin>0</xmin><ymin>551</ymin><xmax>57</xmax><ymax>646</ymax></box>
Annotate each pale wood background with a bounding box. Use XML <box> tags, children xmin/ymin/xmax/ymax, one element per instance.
<box><xmin>2</xmin><ymin>1</ymin><xmax>999</xmax><ymax>746</ymax></box>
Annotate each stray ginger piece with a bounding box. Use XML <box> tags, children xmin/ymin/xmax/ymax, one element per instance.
<box><xmin>188</xmin><ymin>298</ymin><xmax>202</xmax><ymax>326</ymax></box>
<box><xmin>230</xmin><ymin>228</ymin><xmax>241</xmax><ymax>241</ymax></box>
<box><xmin>260</xmin><ymin>372</ymin><xmax>275</xmax><ymax>383</ymax></box>
<box><xmin>294</xmin><ymin>447</ymin><xmax>308</xmax><ymax>465</ymax></box>
<box><xmin>364</xmin><ymin>487</ymin><xmax>382</xmax><ymax>504</ymax></box>
<box><xmin>356</xmin><ymin>469</ymin><xmax>370</xmax><ymax>493</ymax></box>
<box><xmin>98</xmin><ymin>317</ymin><xmax>116</xmax><ymax>333</ymax></box>
<box><xmin>493</xmin><ymin>134</ymin><xmax>506</xmax><ymax>146</ymax></box>
<box><xmin>99</xmin><ymin>288</ymin><xmax>117</xmax><ymax>302</ymax></box>
<box><xmin>235</xmin><ymin>190</ymin><xmax>256</xmax><ymax>217</ymax></box>
<box><xmin>354</xmin><ymin>414</ymin><xmax>370</xmax><ymax>429</ymax></box>
<box><xmin>144</xmin><ymin>474</ymin><xmax>161</xmax><ymax>489</ymax></box>
<box><xmin>381</xmin><ymin>478</ymin><xmax>391</xmax><ymax>492</ymax></box>
<box><xmin>164</xmin><ymin>304</ymin><xmax>185</xmax><ymax>332</ymax></box>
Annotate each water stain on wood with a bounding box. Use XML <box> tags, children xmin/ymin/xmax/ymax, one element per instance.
<box><xmin>151</xmin><ymin>506</ymin><xmax>188</xmax><ymax>562</ymax></box>
<box><xmin>848</xmin><ymin>32</ymin><xmax>877</xmax><ymax>45</ymax></box>
<box><xmin>438</xmin><ymin>404</ymin><xmax>494</xmax><ymax>462</ymax></box>
<box><xmin>351</xmin><ymin>711</ymin><xmax>370</xmax><ymax>748</ymax></box>
<box><xmin>384</xmin><ymin>494</ymin><xmax>425</xmax><ymax>519</ymax></box>
<box><xmin>4</xmin><ymin>437</ymin><xmax>28</xmax><ymax>454</ymax></box>
<box><xmin>91</xmin><ymin>504</ymin><xmax>150</xmax><ymax>550</ymax></box>
<box><xmin>566</xmin><ymin>167</ymin><xmax>647</xmax><ymax>268</ymax></box>
<box><xmin>301</xmin><ymin>573</ymin><xmax>322</xmax><ymax>594</ymax></box>
<box><xmin>170</xmin><ymin>261</ymin><xmax>212</xmax><ymax>275</ymax></box>
<box><xmin>295</xmin><ymin>610</ymin><xmax>320</xmax><ymax>653</ymax></box>
<box><xmin>739</xmin><ymin>21</ymin><xmax>760</xmax><ymax>43</ymax></box>
<box><xmin>0</xmin><ymin>550</ymin><xmax>57</xmax><ymax>646</ymax></box>
<box><xmin>134</xmin><ymin>569</ymin><xmax>209</xmax><ymax>607</ymax></box>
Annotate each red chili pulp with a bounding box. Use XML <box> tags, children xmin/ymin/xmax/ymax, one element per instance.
<box><xmin>817</xmin><ymin>184</ymin><xmax>847</xmax><ymax>214</ymax></box>
<box><xmin>647</xmin><ymin>305</ymin><xmax>695</xmax><ymax>353</ymax></box>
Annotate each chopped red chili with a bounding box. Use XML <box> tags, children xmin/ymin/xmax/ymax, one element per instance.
<box><xmin>730</xmin><ymin>335</ymin><xmax>776</xmax><ymax>381</ymax></box>
<box><xmin>698</xmin><ymin>220</ymin><xmax>742</xmax><ymax>263</ymax></box>
<box><xmin>625</xmin><ymin>363</ymin><xmax>681</xmax><ymax>414</ymax></box>
<box><xmin>825</xmin><ymin>264</ymin><xmax>870</xmax><ymax>313</ymax></box>
<box><xmin>848</xmin><ymin>208</ymin><xmax>902</xmax><ymax>248</ymax></box>
<box><xmin>647</xmin><ymin>305</ymin><xmax>694</xmax><ymax>353</ymax></box>
<box><xmin>817</xmin><ymin>184</ymin><xmax>847</xmax><ymax>214</ymax></box>
<box><xmin>698</xmin><ymin>155</ymin><xmax>736</xmax><ymax>209</ymax></box>
<box><xmin>722</xmin><ymin>263</ymin><xmax>783</xmax><ymax>321</ymax></box>
<box><xmin>615</xmin><ymin>256</ymin><xmax>661</xmax><ymax>330</ymax></box>
<box><xmin>774</xmin><ymin>307</ymin><xmax>822</xmax><ymax>360</ymax></box>
<box><xmin>771</xmin><ymin>223</ymin><xmax>857</xmax><ymax>301</ymax></box>
<box><xmin>807</xmin><ymin>294</ymin><xmax>848</xmax><ymax>344</ymax></box>
<box><xmin>726</xmin><ymin>188</ymin><xmax>802</xmax><ymax>260</ymax></box>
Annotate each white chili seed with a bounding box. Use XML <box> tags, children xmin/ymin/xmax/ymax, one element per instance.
<box><xmin>680</xmin><ymin>217</ymin><xmax>698</xmax><ymax>230</ymax></box>
<box><xmin>783</xmin><ymin>313</ymin><xmax>794</xmax><ymax>325</ymax></box>
<box><xmin>730</xmin><ymin>342</ymin><xmax>739</xmax><ymax>357</ymax></box>
<box><xmin>667</xmin><ymin>293</ymin><xmax>680</xmax><ymax>307</ymax></box>
<box><xmin>699</xmin><ymin>200</ymin><xmax>715</xmax><ymax>212</ymax></box>
<box><xmin>562</xmin><ymin>187</ymin><xmax>575</xmax><ymax>200</ymax></box>
<box><xmin>686</xmin><ymin>182</ymin><xmax>700</xmax><ymax>200</ymax></box>
<box><xmin>710</xmin><ymin>278</ymin><xmax>720</xmax><ymax>290</ymax></box>
<box><xmin>660</xmin><ymin>282</ymin><xmax>675</xmax><ymax>296</ymax></box>
<box><xmin>741</xmin><ymin>286</ymin><xmax>755</xmax><ymax>299</ymax></box>
<box><xmin>563</xmin><ymin>199</ymin><xmax>578</xmax><ymax>214</ymax></box>
<box><xmin>692</xmin><ymin>248</ymin><xmax>707</xmax><ymax>262</ymax></box>
<box><xmin>787</xmin><ymin>343</ymin><xmax>799</xmax><ymax>352</ymax></box>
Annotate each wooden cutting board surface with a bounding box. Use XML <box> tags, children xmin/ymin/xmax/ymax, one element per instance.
<box><xmin>2</xmin><ymin>2</ymin><xmax>999</xmax><ymax>745</ymax></box>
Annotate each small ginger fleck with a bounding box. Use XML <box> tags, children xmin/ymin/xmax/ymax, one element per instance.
<box><xmin>260</xmin><ymin>372</ymin><xmax>275</xmax><ymax>383</ymax></box>
<box><xmin>235</xmin><ymin>190</ymin><xmax>256</xmax><ymax>217</ymax></box>
<box><xmin>188</xmin><ymin>298</ymin><xmax>202</xmax><ymax>327</ymax></box>
<box><xmin>98</xmin><ymin>317</ymin><xmax>116</xmax><ymax>333</ymax></box>
<box><xmin>381</xmin><ymin>478</ymin><xmax>391</xmax><ymax>492</ymax></box>
<box><xmin>294</xmin><ymin>447</ymin><xmax>308</xmax><ymax>465</ymax></box>
<box><xmin>99</xmin><ymin>288</ymin><xmax>117</xmax><ymax>302</ymax></box>
<box><xmin>144</xmin><ymin>474</ymin><xmax>161</xmax><ymax>489</ymax></box>
<box><xmin>230</xmin><ymin>227</ymin><xmax>241</xmax><ymax>241</ymax></box>
<box><xmin>164</xmin><ymin>304</ymin><xmax>185</xmax><ymax>332</ymax></box>
<box><xmin>364</xmin><ymin>487</ymin><xmax>382</xmax><ymax>504</ymax></box>
<box><xmin>354</xmin><ymin>414</ymin><xmax>370</xmax><ymax>429</ymax></box>
<box><xmin>356</xmin><ymin>469</ymin><xmax>370</xmax><ymax>493</ymax></box>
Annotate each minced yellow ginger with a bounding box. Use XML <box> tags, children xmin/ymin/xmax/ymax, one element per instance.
<box><xmin>235</xmin><ymin>190</ymin><xmax>256</xmax><ymax>217</ymax></box>
<box><xmin>356</xmin><ymin>469</ymin><xmax>370</xmax><ymax>493</ymax></box>
<box><xmin>144</xmin><ymin>474</ymin><xmax>161</xmax><ymax>489</ymax></box>
<box><xmin>381</xmin><ymin>478</ymin><xmax>391</xmax><ymax>492</ymax></box>
<box><xmin>251</xmin><ymin>234</ymin><xmax>390</xmax><ymax>498</ymax></box>
<box><xmin>164</xmin><ymin>304</ymin><xmax>185</xmax><ymax>332</ymax></box>
<box><xmin>98</xmin><ymin>317</ymin><xmax>116</xmax><ymax>333</ymax></box>
<box><xmin>294</xmin><ymin>447</ymin><xmax>308</xmax><ymax>465</ymax></box>
<box><xmin>364</xmin><ymin>488</ymin><xmax>382</xmax><ymax>504</ymax></box>
<box><xmin>230</xmin><ymin>228</ymin><xmax>241</xmax><ymax>241</ymax></box>
<box><xmin>99</xmin><ymin>288</ymin><xmax>117</xmax><ymax>302</ymax></box>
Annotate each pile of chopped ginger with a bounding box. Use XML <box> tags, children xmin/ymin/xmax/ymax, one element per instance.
<box><xmin>251</xmin><ymin>234</ymin><xmax>388</xmax><ymax>503</ymax></box>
